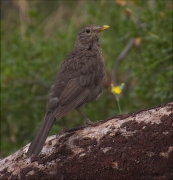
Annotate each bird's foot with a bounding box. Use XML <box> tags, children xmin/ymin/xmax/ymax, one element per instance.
<box><xmin>61</xmin><ymin>118</ymin><xmax>68</xmax><ymax>133</ymax></box>
<box><xmin>76</xmin><ymin>108</ymin><xmax>94</xmax><ymax>125</ymax></box>
<box><xmin>85</xmin><ymin>118</ymin><xmax>94</xmax><ymax>125</ymax></box>
<box><xmin>61</xmin><ymin>126</ymin><xmax>68</xmax><ymax>133</ymax></box>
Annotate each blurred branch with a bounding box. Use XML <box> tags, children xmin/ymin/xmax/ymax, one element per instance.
<box><xmin>112</xmin><ymin>38</ymin><xmax>135</xmax><ymax>84</ymax></box>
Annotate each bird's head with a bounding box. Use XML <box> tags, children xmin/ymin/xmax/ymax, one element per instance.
<box><xmin>75</xmin><ymin>24</ymin><xmax>109</xmax><ymax>48</ymax></box>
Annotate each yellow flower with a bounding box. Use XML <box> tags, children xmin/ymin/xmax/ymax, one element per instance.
<box><xmin>111</xmin><ymin>85</ymin><xmax>121</xmax><ymax>95</ymax></box>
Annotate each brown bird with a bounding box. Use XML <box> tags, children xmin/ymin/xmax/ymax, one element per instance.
<box><xmin>27</xmin><ymin>24</ymin><xmax>110</xmax><ymax>157</ymax></box>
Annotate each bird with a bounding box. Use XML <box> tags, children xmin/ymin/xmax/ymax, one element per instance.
<box><xmin>27</xmin><ymin>24</ymin><xmax>110</xmax><ymax>157</ymax></box>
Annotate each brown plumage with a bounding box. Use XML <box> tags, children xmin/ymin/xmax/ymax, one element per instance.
<box><xmin>27</xmin><ymin>24</ymin><xmax>109</xmax><ymax>157</ymax></box>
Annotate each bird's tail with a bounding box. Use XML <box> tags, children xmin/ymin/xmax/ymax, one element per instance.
<box><xmin>26</xmin><ymin>111</ymin><xmax>56</xmax><ymax>157</ymax></box>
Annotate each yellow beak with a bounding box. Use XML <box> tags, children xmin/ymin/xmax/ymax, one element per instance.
<box><xmin>100</xmin><ymin>25</ymin><xmax>110</xmax><ymax>31</ymax></box>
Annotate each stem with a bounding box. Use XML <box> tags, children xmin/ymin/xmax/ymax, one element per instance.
<box><xmin>116</xmin><ymin>99</ymin><xmax>122</xmax><ymax>114</ymax></box>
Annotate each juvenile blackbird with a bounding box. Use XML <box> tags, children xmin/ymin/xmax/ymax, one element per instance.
<box><xmin>27</xmin><ymin>24</ymin><xmax>109</xmax><ymax>157</ymax></box>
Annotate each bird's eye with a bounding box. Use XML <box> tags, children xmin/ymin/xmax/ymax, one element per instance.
<box><xmin>86</xmin><ymin>29</ymin><xmax>90</xmax><ymax>33</ymax></box>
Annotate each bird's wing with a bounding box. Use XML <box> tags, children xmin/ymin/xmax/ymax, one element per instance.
<box><xmin>55</xmin><ymin>53</ymin><xmax>102</xmax><ymax>118</ymax></box>
<box><xmin>56</xmin><ymin>77</ymin><xmax>90</xmax><ymax>119</ymax></box>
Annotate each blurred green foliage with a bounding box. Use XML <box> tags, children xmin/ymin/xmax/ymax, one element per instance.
<box><xmin>1</xmin><ymin>0</ymin><xmax>172</xmax><ymax>157</ymax></box>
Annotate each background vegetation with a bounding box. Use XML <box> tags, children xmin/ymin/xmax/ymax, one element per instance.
<box><xmin>1</xmin><ymin>0</ymin><xmax>172</xmax><ymax>157</ymax></box>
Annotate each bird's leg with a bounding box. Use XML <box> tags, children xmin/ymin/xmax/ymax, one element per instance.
<box><xmin>61</xmin><ymin>117</ymin><xmax>67</xmax><ymax>132</ymax></box>
<box><xmin>56</xmin><ymin>118</ymin><xmax>66</xmax><ymax>137</ymax></box>
<box><xmin>76</xmin><ymin>108</ymin><xmax>93</xmax><ymax>124</ymax></box>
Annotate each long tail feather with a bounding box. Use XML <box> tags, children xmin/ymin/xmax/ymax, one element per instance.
<box><xmin>27</xmin><ymin>111</ymin><xmax>56</xmax><ymax>157</ymax></box>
